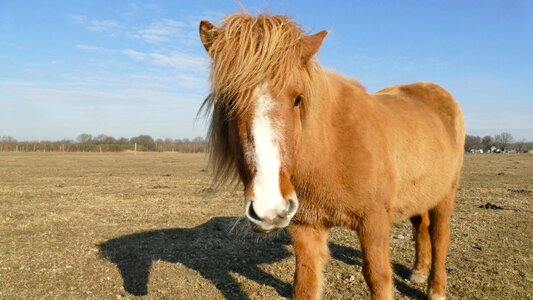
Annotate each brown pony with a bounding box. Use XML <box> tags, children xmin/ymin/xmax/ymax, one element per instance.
<box><xmin>199</xmin><ymin>13</ymin><xmax>464</xmax><ymax>300</ymax></box>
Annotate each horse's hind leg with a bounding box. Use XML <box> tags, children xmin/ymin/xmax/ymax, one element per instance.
<box><xmin>289</xmin><ymin>224</ymin><xmax>330</xmax><ymax>300</ymax></box>
<box><xmin>409</xmin><ymin>212</ymin><xmax>431</xmax><ymax>283</ymax></box>
<box><xmin>427</xmin><ymin>193</ymin><xmax>455</xmax><ymax>300</ymax></box>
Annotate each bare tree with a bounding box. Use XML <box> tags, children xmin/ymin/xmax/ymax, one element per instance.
<box><xmin>464</xmin><ymin>135</ymin><xmax>482</xmax><ymax>152</ymax></box>
<box><xmin>117</xmin><ymin>137</ymin><xmax>129</xmax><ymax>144</ymax></box>
<box><xmin>515</xmin><ymin>138</ymin><xmax>527</xmax><ymax>153</ymax></box>
<box><xmin>192</xmin><ymin>136</ymin><xmax>205</xmax><ymax>142</ymax></box>
<box><xmin>493</xmin><ymin>132</ymin><xmax>514</xmax><ymax>150</ymax></box>
<box><xmin>77</xmin><ymin>133</ymin><xmax>93</xmax><ymax>143</ymax></box>
<box><xmin>95</xmin><ymin>134</ymin><xmax>116</xmax><ymax>144</ymax></box>
<box><xmin>481</xmin><ymin>135</ymin><xmax>493</xmax><ymax>151</ymax></box>
<box><xmin>130</xmin><ymin>134</ymin><xmax>155</xmax><ymax>151</ymax></box>
<box><xmin>0</xmin><ymin>136</ymin><xmax>18</xmax><ymax>143</ymax></box>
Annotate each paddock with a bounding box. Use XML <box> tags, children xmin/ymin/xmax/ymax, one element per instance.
<box><xmin>1</xmin><ymin>152</ymin><xmax>531</xmax><ymax>299</ymax></box>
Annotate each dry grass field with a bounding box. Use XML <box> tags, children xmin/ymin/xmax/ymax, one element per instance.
<box><xmin>1</xmin><ymin>152</ymin><xmax>532</xmax><ymax>299</ymax></box>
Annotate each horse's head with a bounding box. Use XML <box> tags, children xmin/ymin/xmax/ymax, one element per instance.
<box><xmin>199</xmin><ymin>14</ymin><xmax>327</xmax><ymax>233</ymax></box>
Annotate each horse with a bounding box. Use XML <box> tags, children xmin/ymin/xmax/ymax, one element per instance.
<box><xmin>198</xmin><ymin>13</ymin><xmax>465</xmax><ymax>300</ymax></box>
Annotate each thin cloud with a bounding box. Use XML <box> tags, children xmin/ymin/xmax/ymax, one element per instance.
<box><xmin>121</xmin><ymin>48</ymin><xmax>207</xmax><ymax>73</ymax></box>
<box><xmin>76</xmin><ymin>44</ymin><xmax>116</xmax><ymax>54</ymax></box>
<box><xmin>121</xmin><ymin>48</ymin><xmax>147</xmax><ymax>61</ymax></box>
<box><xmin>68</xmin><ymin>13</ymin><xmax>119</xmax><ymax>32</ymax></box>
<box><xmin>135</xmin><ymin>19</ymin><xmax>188</xmax><ymax>44</ymax></box>
<box><xmin>67</xmin><ymin>11</ymin><xmax>208</xmax><ymax>47</ymax></box>
<box><xmin>193</xmin><ymin>11</ymin><xmax>226</xmax><ymax>25</ymax></box>
<box><xmin>67</xmin><ymin>14</ymin><xmax>87</xmax><ymax>24</ymax></box>
<box><xmin>121</xmin><ymin>3</ymin><xmax>140</xmax><ymax>17</ymax></box>
<box><xmin>149</xmin><ymin>52</ymin><xmax>206</xmax><ymax>72</ymax></box>
<box><xmin>122</xmin><ymin>72</ymin><xmax>206</xmax><ymax>90</ymax></box>
<box><xmin>176</xmin><ymin>73</ymin><xmax>205</xmax><ymax>88</ymax></box>
<box><xmin>0</xmin><ymin>80</ymin><xmax>200</xmax><ymax>106</ymax></box>
<box><xmin>86</xmin><ymin>19</ymin><xmax>119</xmax><ymax>32</ymax></box>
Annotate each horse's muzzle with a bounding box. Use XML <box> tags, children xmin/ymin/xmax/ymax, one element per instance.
<box><xmin>244</xmin><ymin>197</ymin><xmax>298</xmax><ymax>233</ymax></box>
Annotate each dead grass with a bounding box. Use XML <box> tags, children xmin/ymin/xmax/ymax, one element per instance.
<box><xmin>0</xmin><ymin>152</ymin><xmax>531</xmax><ymax>299</ymax></box>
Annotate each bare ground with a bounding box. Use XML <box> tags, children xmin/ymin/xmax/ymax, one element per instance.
<box><xmin>0</xmin><ymin>152</ymin><xmax>532</xmax><ymax>299</ymax></box>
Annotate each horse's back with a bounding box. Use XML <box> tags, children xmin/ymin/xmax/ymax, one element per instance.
<box><xmin>375</xmin><ymin>82</ymin><xmax>464</xmax><ymax>146</ymax></box>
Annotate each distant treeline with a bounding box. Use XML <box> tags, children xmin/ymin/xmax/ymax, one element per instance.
<box><xmin>0</xmin><ymin>134</ymin><xmax>207</xmax><ymax>153</ymax></box>
<box><xmin>464</xmin><ymin>132</ymin><xmax>532</xmax><ymax>153</ymax></box>
<box><xmin>3</xmin><ymin>132</ymin><xmax>532</xmax><ymax>154</ymax></box>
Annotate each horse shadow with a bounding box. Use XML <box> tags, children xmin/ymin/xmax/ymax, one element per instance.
<box><xmin>99</xmin><ymin>216</ymin><xmax>425</xmax><ymax>299</ymax></box>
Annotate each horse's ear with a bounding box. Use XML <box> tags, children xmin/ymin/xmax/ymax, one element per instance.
<box><xmin>301</xmin><ymin>30</ymin><xmax>328</xmax><ymax>62</ymax></box>
<box><xmin>199</xmin><ymin>20</ymin><xmax>220</xmax><ymax>52</ymax></box>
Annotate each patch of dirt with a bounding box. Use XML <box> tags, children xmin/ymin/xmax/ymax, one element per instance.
<box><xmin>1</xmin><ymin>152</ymin><xmax>532</xmax><ymax>299</ymax></box>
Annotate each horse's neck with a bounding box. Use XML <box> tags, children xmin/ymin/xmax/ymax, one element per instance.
<box><xmin>306</xmin><ymin>69</ymin><xmax>370</xmax><ymax>143</ymax></box>
<box><xmin>296</xmin><ymin>70</ymin><xmax>371</xmax><ymax>179</ymax></box>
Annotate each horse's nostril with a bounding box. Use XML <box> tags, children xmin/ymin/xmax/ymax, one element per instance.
<box><xmin>246</xmin><ymin>201</ymin><xmax>262</xmax><ymax>222</ymax></box>
<box><xmin>287</xmin><ymin>197</ymin><xmax>299</xmax><ymax>216</ymax></box>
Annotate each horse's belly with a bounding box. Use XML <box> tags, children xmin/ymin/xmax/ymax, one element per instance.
<box><xmin>390</xmin><ymin>162</ymin><xmax>458</xmax><ymax>220</ymax></box>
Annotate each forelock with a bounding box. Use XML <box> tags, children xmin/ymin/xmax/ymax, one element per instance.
<box><xmin>207</xmin><ymin>13</ymin><xmax>306</xmax><ymax>118</ymax></box>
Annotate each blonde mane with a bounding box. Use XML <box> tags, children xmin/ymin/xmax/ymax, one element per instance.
<box><xmin>200</xmin><ymin>13</ymin><xmax>324</xmax><ymax>186</ymax></box>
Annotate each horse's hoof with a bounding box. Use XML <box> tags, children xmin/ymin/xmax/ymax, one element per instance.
<box><xmin>428</xmin><ymin>290</ymin><xmax>446</xmax><ymax>300</ymax></box>
<box><xmin>409</xmin><ymin>270</ymin><xmax>428</xmax><ymax>283</ymax></box>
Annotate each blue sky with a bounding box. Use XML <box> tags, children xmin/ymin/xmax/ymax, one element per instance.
<box><xmin>1</xmin><ymin>1</ymin><xmax>532</xmax><ymax>141</ymax></box>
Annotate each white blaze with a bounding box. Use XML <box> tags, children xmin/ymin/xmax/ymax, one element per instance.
<box><xmin>250</xmin><ymin>84</ymin><xmax>286</xmax><ymax>220</ymax></box>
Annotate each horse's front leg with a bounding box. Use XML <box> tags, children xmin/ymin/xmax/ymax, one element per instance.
<box><xmin>357</xmin><ymin>213</ymin><xmax>393</xmax><ymax>300</ymax></box>
<box><xmin>289</xmin><ymin>224</ymin><xmax>330</xmax><ymax>300</ymax></box>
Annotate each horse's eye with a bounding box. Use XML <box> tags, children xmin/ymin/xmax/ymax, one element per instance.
<box><xmin>294</xmin><ymin>95</ymin><xmax>302</xmax><ymax>107</ymax></box>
